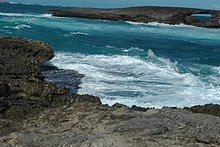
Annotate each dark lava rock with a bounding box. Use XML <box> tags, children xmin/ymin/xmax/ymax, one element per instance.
<box><xmin>0</xmin><ymin>37</ymin><xmax>98</xmax><ymax>135</ymax></box>
<box><xmin>41</xmin><ymin>61</ymin><xmax>84</xmax><ymax>94</ymax></box>
<box><xmin>50</xmin><ymin>6</ymin><xmax>220</xmax><ymax>28</ymax></box>
<box><xmin>0</xmin><ymin>36</ymin><xmax>54</xmax><ymax>75</ymax></box>
<box><xmin>0</xmin><ymin>36</ymin><xmax>105</xmax><ymax>138</ymax></box>
<box><xmin>0</xmin><ymin>82</ymin><xmax>10</xmax><ymax>98</ymax></box>
<box><xmin>131</xmin><ymin>105</ymin><xmax>151</xmax><ymax>111</ymax></box>
<box><xmin>0</xmin><ymin>37</ymin><xmax>68</xmax><ymax>100</ymax></box>
<box><xmin>0</xmin><ymin>37</ymin><xmax>68</xmax><ymax>135</ymax></box>
<box><xmin>112</xmin><ymin>103</ymin><xmax>129</xmax><ymax>109</ymax></box>
<box><xmin>185</xmin><ymin>104</ymin><xmax>220</xmax><ymax>117</ymax></box>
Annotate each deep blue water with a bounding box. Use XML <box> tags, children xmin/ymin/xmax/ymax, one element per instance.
<box><xmin>1</xmin><ymin>2</ymin><xmax>220</xmax><ymax>107</ymax></box>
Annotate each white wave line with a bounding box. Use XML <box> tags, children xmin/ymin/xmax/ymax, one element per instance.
<box><xmin>0</xmin><ymin>12</ymin><xmax>52</xmax><ymax>18</ymax></box>
<box><xmin>126</xmin><ymin>21</ymin><xmax>192</xmax><ymax>28</ymax></box>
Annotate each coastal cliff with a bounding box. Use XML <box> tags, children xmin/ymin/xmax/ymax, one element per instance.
<box><xmin>1</xmin><ymin>37</ymin><xmax>220</xmax><ymax>146</ymax></box>
<box><xmin>49</xmin><ymin>6</ymin><xmax>220</xmax><ymax>28</ymax></box>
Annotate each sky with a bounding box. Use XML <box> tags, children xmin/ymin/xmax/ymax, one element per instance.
<box><xmin>5</xmin><ymin>0</ymin><xmax>220</xmax><ymax>10</ymax></box>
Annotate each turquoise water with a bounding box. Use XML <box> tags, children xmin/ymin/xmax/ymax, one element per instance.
<box><xmin>1</xmin><ymin>2</ymin><xmax>220</xmax><ymax>108</ymax></box>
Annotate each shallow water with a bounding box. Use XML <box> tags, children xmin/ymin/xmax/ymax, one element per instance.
<box><xmin>1</xmin><ymin>2</ymin><xmax>220</xmax><ymax>108</ymax></box>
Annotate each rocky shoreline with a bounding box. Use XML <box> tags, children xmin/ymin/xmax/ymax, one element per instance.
<box><xmin>1</xmin><ymin>37</ymin><xmax>220</xmax><ymax>146</ymax></box>
<box><xmin>50</xmin><ymin>6</ymin><xmax>220</xmax><ymax>28</ymax></box>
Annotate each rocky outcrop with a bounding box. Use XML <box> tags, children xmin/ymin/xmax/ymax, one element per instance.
<box><xmin>0</xmin><ymin>37</ymin><xmax>99</xmax><ymax>135</ymax></box>
<box><xmin>1</xmin><ymin>103</ymin><xmax>220</xmax><ymax>146</ymax></box>
<box><xmin>185</xmin><ymin>104</ymin><xmax>220</xmax><ymax>117</ymax></box>
<box><xmin>0</xmin><ymin>37</ymin><xmax>69</xmax><ymax>112</ymax></box>
<box><xmin>50</xmin><ymin>6</ymin><xmax>220</xmax><ymax>28</ymax></box>
<box><xmin>1</xmin><ymin>37</ymin><xmax>220</xmax><ymax>146</ymax></box>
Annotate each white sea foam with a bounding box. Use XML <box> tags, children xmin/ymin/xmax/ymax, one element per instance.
<box><xmin>126</xmin><ymin>21</ymin><xmax>192</xmax><ymax>28</ymax></box>
<box><xmin>71</xmin><ymin>32</ymin><xmax>89</xmax><ymax>36</ymax></box>
<box><xmin>51</xmin><ymin>50</ymin><xmax>220</xmax><ymax>108</ymax></box>
<box><xmin>12</xmin><ymin>24</ymin><xmax>31</xmax><ymax>30</ymax></box>
<box><xmin>8</xmin><ymin>2</ymin><xmax>18</xmax><ymax>4</ymax></box>
<box><xmin>7</xmin><ymin>1</ymin><xmax>48</xmax><ymax>6</ymax></box>
<box><xmin>63</xmin><ymin>32</ymin><xmax>89</xmax><ymax>38</ymax></box>
<box><xmin>0</xmin><ymin>12</ymin><xmax>52</xmax><ymax>18</ymax></box>
<box><xmin>126</xmin><ymin>21</ymin><xmax>147</xmax><ymax>25</ymax></box>
<box><xmin>106</xmin><ymin>45</ymin><xmax>145</xmax><ymax>52</ymax></box>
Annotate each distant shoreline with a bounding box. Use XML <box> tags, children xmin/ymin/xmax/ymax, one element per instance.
<box><xmin>50</xmin><ymin>6</ymin><xmax>220</xmax><ymax>28</ymax></box>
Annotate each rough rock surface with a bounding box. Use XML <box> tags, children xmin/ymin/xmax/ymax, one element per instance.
<box><xmin>50</xmin><ymin>6</ymin><xmax>220</xmax><ymax>28</ymax></box>
<box><xmin>185</xmin><ymin>104</ymin><xmax>220</xmax><ymax>117</ymax></box>
<box><xmin>1</xmin><ymin>104</ymin><xmax>220</xmax><ymax>147</ymax></box>
<box><xmin>0</xmin><ymin>37</ymin><xmax>68</xmax><ymax>117</ymax></box>
<box><xmin>1</xmin><ymin>37</ymin><xmax>220</xmax><ymax>146</ymax></box>
<box><xmin>0</xmin><ymin>37</ymin><xmax>99</xmax><ymax>135</ymax></box>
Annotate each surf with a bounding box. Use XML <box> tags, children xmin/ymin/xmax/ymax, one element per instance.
<box><xmin>0</xmin><ymin>12</ymin><xmax>52</xmax><ymax>18</ymax></box>
<box><xmin>50</xmin><ymin>50</ymin><xmax>220</xmax><ymax>108</ymax></box>
<box><xmin>126</xmin><ymin>21</ymin><xmax>191</xmax><ymax>28</ymax></box>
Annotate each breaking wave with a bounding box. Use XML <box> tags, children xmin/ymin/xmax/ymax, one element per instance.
<box><xmin>51</xmin><ymin>50</ymin><xmax>220</xmax><ymax>108</ymax></box>
<box><xmin>63</xmin><ymin>32</ymin><xmax>89</xmax><ymax>38</ymax></box>
<box><xmin>126</xmin><ymin>21</ymin><xmax>193</xmax><ymax>28</ymax></box>
<box><xmin>0</xmin><ymin>12</ymin><xmax>52</xmax><ymax>18</ymax></box>
<box><xmin>12</xmin><ymin>24</ymin><xmax>31</xmax><ymax>30</ymax></box>
<box><xmin>7</xmin><ymin>1</ymin><xmax>49</xmax><ymax>6</ymax></box>
<box><xmin>106</xmin><ymin>45</ymin><xmax>145</xmax><ymax>52</ymax></box>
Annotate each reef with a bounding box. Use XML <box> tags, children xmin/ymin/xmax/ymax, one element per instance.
<box><xmin>49</xmin><ymin>6</ymin><xmax>220</xmax><ymax>28</ymax></box>
<box><xmin>1</xmin><ymin>37</ymin><xmax>220</xmax><ymax>146</ymax></box>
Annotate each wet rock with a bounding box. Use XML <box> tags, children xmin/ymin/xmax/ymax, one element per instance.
<box><xmin>42</xmin><ymin>68</ymin><xmax>84</xmax><ymax>94</ymax></box>
<box><xmin>0</xmin><ymin>82</ymin><xmax>10</xmax><ymax>97</ymax></box>
<box><xmin>131</xmin><ymin>105</ymin><xmax>151</xmax><ymax>111</ymax></box>
<box><xmin>112</xmin><ymin>103</ymin><xmax>129</xmax><ymax>109</ymax></box>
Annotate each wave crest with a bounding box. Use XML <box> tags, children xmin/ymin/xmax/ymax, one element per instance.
<box><xmin>126</xmin><ymin>21</ymin><xmax>191</xmax><ymax>28</ymax></box>
<box><xmin>63</xmin><ymin>32</ymin><xmax>89</xmax><ymax>38</ymax></box>
<box><xmin>50</xmin><ymin>51</ymin><xmax>220</xmax><ymax>108</ymax></box>
<box><xmin>0</xmin><ymin>12</ymin><xmax>52</xmax><ymax>18</ymax></box>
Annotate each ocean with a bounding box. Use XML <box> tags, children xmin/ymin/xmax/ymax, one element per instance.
<box><xmin>1</xmin><ymin>2</ymin><xmax>220</xmax><ymax>108</ymax></box>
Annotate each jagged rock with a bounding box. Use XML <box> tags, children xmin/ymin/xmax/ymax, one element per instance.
<box><xmin>0</xmin><ymin>37</ymin><xmax>83</xmax><ymax>122</ymax></box>
<box><xmin>0</xmin><ymin>37</ymin><xmax>54</xmax><ymax>75</ymax></box>
<box><xmin>131</xmin><ymin>105</ymin><xmax>151</xmax><ymax>111</ymax></box>
<box><xmin>49</xmin><ymin>6</ymin><xmax>220</xmax><ymax>28</ymax></box>
<box><xmin>1</xmin><ymin>104</ymin><xmax>220</xmax><ymax>146</ymax></box>
<box><xmin>185</xmin><ymin>104</ymin><xmax>220</xmax><ymax>117</ymax></box>
<box><xmin>0</xmin><ymin>37</ymin><xmax>67</xmax><ymax>99</ymax></box>
<box><xmin>112</xmin><ymin>103</ymin><xmax>129</xmax><ymax>109</ymax></box>
<box><xmin>0</xmin><ymin>37</ymin><xmax>100</xmax><ymax>137</ymax></box>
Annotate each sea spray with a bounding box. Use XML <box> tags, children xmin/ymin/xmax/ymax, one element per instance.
<box><xmin>51</xmin><ymin>51</ymin><xmax>220</xmax><ymax>108</ymax></box>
